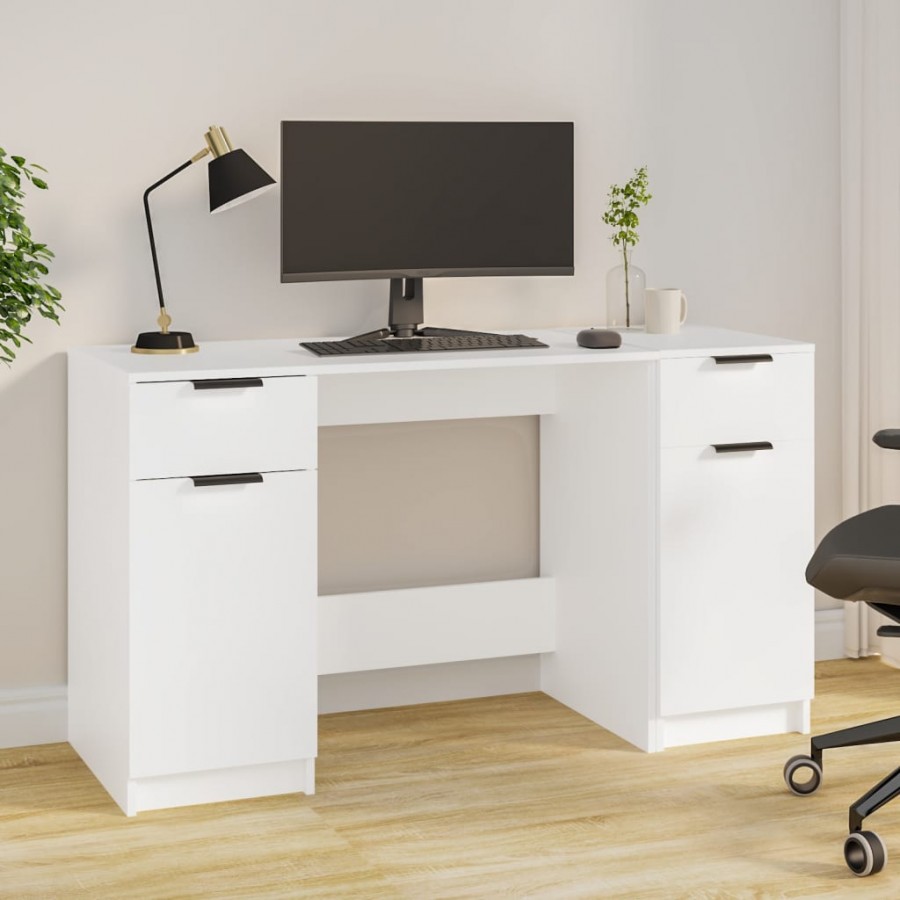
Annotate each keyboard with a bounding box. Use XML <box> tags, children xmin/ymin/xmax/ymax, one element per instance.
<box><xmin>301</xmin><ymin>332</ymin><xmax>549</xmax><ymax>357</ymax></box>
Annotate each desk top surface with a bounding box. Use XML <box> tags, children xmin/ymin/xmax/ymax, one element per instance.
<box><xmin>71</xmin><ymin>326</ymin><xmax>813</xmax><ymax>382</ymax></box>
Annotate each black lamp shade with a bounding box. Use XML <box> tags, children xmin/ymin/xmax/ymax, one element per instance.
<box><xmin>208</xmin><ymin>149</ymin><xmax>275</xmax><ymax>213</ymax></box>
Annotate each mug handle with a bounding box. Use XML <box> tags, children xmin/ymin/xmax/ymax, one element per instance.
<box><xmin>680</xmin><ymin>292</ymin><xmax>688</xmax><ymax>324</ymax></box>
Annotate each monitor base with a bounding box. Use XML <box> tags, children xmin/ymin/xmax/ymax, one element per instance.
<box><xmin>347</xmin><ymin>277</ymin><xmax>507</xmax><ymax>343</ymax></box>
<box><xmin>348</xmin><ymin>326</ymin><xmax>503</xmax><ymax>343</ymax></box>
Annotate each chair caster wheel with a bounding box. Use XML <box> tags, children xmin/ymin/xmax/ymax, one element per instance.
<box><xmin>783</xmin><ymin>754</ymin><xmax>823</xmax><ymax>795</ymax></box>
<box><xmin>844</xmin><ymin>830</ymin><xmax>887</xmax><ymax>876</ymax></box>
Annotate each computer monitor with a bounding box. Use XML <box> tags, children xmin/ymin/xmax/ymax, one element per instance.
<box><xmin>280</xmin><ymin>121</ymin><xmax>574</xmax><ymax>337</ymax></box>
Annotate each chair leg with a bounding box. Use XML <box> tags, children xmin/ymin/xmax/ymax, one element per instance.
<box><xmin>810</xmin><ymin>715</ymin><xmax>900</xmax><ymax>767</ymax></box>
<box><xmin>850</xmin><ymin>764</ymin><xmax>900</xmax><ymax>832</ymax></box>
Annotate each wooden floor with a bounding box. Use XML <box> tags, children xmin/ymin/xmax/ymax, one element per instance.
<box><xmin>5</xmin><ymin>659</ymin><xmax>900</xmax><ymax>898</ymax></box>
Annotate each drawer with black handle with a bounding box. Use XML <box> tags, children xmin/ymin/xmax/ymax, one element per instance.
<box><xmin>130</xmin><ymin>375</ymin><xmax>317</xmax><ymax>479</ymax></box>
<box><xmin>659</xmin><ymin>352</ymin><xmax>813</xmax><ymax>448</ymax></box>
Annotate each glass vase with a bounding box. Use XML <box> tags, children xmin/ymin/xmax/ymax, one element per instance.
<box><xmin>606</xmin><ymin>249</ymin><xmax>646</xmax><ymax>329</ymax></box>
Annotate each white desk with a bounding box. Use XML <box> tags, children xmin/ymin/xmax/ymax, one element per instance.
<box><xmin>68</xmin><ymin>326</ymin><xmax>814</xmax><ymax>815</ymax></box>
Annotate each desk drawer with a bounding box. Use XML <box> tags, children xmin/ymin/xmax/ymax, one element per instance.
<box><xmin>131</xmin><ymin>375</ymin><xmax>316</xmax><ymax>480</ymax></box>
<box><xmin>660</xmin><ymin>352</ymin><xmax>813</xmax><ymax>448</ymax></box>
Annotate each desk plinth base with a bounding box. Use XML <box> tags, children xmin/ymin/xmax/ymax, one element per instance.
<box><xmin>659</xmin><ymin>699</ymin><xmax>811</xmax><ymax>750</ymax></box>
<box><xmin>87</xmin><ymin>758</ymin><xmax>316</xmax><ymax>817</ymax></box>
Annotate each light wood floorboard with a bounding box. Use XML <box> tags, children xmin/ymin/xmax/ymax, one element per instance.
<box><xmin>5</xmin><ymin>659</ymin><xmax>900</xmax><ymax>897</ymax></box>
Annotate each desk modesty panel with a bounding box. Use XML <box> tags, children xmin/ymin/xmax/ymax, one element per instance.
<box><xmin>68</xmin><ymin>326</ymin><xmax>814</xmax><ymax>815</ymax></box>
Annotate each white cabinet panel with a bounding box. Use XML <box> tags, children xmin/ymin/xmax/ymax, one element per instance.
<box><xmin>131</xmin><ymin>375</ymin><xmax>317</xmax><ymax>480</ymax></box>
<box><xmin>659</xmin><ymin>442</ymin><xmax>814</xmax><ymax>717</ymax></box>
<box><xmin>129</xmin><ymin>471</ymin><xmax>317</xmax><ymax>778</ymax></box>
<box><xmin>660</xmin><ymin>353</ymin><xmax>813</xmax><ymax>448</ymax></box>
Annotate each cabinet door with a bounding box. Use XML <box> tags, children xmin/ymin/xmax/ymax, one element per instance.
<box><xmin>130</xmin><ymin>471</ymin><xmax>317</xmax><ymax>778</ymax></box>
<box><xmin>659</xmin><ymin>442</ymin><xmax>813</xmax><ymax>717</ymax></box>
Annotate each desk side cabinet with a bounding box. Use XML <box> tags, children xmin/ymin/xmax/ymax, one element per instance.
<box><xmin>656</xmin><ymin>351</ymin><xmax>814</xmax><ymax>748</ymax></box>
<box><xmin>68</xmin><ymin>356</ymin><xmax>318</xmax><ymax>816</ymax></box>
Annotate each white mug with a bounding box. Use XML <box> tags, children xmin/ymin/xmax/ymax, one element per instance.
<box><xmin>645</xmin><ymin>288</ymin><xmax>688</xmax><ymax>334</ymax></box>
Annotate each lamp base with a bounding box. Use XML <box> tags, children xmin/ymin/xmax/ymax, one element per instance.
<box><xmin>131</xmin><ymin>330</ymin><xmax>199</xmax><ymax>355</ymax></box>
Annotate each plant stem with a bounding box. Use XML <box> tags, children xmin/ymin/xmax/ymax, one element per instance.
<box><xmin>623</xmin><ymin>244</ymin><xmax>630</xmax><ymax>328</ymax></box>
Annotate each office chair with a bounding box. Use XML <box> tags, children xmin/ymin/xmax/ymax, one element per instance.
<box><xmin>784</xmin><ymin>429</ymin><xmax>900</xmax><ymax>877</ymax></box>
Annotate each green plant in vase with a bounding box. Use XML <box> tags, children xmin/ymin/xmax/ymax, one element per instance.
<box><xmin>0</xmin><ymin>148</ymin><xmax>62</xmax><ymax>365</ymax></box>
<box><xmin>602</xmin><ymin>165</ymin><xmax>651</xmax><ymax>327</ymax></box>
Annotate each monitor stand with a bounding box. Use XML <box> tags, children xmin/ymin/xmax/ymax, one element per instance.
<box><xmin>346</xmin><ymin>278</ymin><xmax>500</xmax><ymax>342</ymax></box>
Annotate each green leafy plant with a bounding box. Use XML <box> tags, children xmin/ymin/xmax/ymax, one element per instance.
<box><xmin>0</xmin><ymin>148</ymin><xmax>62</xmax><ymax>365</ymax></box>
<box><xmin>602</xmin><ymin>165</ymin><xmax>651</xmax><ymax>327</ymax></box>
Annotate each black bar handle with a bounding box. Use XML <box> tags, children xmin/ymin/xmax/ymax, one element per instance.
<box><xmin>191</xmin><ymin>472</ymin><xmax>264</xmax><ymax>487</ymax></box>
<box><xmin>712</xmin><ymin>441</ymin><xmax>774</xmax><ymax>454</ymax></box>
<box><xmin>712</xmin><ymin>354</ymin><xmax>773</xmax><ymax>365</ymax></box>
<box><xmin>192</xmin><ymin>377</ymin><xmax>264</xmax><ymax>390</ymax></box>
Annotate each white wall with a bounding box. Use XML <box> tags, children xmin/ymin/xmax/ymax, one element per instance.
<box><xmin>633</xmin><ymin>0</ymin><xmax>843</xmax><ymax>601</ymax></box>
<box><xmin>0</xmin><ymin>0</ymin><xmax>840</xmax><ymax>698</ymax></box>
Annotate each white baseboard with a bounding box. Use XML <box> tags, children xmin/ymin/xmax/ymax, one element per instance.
<box><xmin>0</xmin><ymin>685</ymin><xmax>68</xmax><ymax>749</ymax></box>
<box><xmin>815</xmin><ymin>608</ymin><xmax>845</xmax><ymax>661</ymax></box>
<box><xmin>0</xmin><ymin>619</ymin><xmax>846</xmax><ymax>751</ymax></box>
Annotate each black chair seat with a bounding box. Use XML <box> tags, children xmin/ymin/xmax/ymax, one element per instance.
<box><xmin>806</xmin><ymin>505</ymin><xmax>900</xmax><ymax>604</ymax></box>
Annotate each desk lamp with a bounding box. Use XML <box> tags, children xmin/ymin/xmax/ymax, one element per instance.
<box><xmin>132</xmin><ymin>125</ymin><xmax>275</xmax><ymax>354</ymax></box>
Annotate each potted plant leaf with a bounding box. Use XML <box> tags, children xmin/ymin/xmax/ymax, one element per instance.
<box><xmin>0</xmin><ymin>149</ymin><xmax>62</xmax><ymax>365</ymax></box>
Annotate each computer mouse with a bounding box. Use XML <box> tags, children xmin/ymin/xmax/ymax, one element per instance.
<box><xmin>576</xmin><ymin>328</ymin><xmax>622</xmax><ymax>349</ymax></box>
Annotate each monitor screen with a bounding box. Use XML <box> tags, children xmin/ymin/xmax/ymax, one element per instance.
<box><xmin>280</xmin><ymin>121</ymin><xmax>574</xmax><ymax>282</ymax></box>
